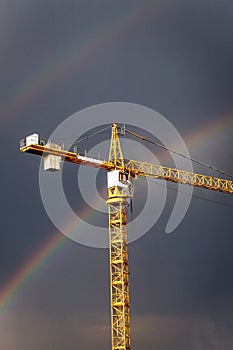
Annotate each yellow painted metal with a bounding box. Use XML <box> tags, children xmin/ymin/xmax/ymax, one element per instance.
<box><xmin>125</xmin><ymin>160</ymin><xmax>233</xmax><ymax>194</ymax></box>
<box><xmin>107</xmin><ymin>124</ymin><xmax>131</xmax><ymax>350</ymax></box>
<box><xmin>20</xmin><ymin>144</ymin><xmax>233</xmax><ymax>194</ymax></box>
<box><xmin>108</xmin><ymin>123</ymin><xmax>124</xmax><ymax>169</ymax></box>
<box><xmin>107</xmin><ymin>187</ymin><xmax>131</xmax><ymax>350</ymax></box>
<box><xmin>20</xmin><ymin>124</ymin><xmax>233</xmax><ymax>350</ymax></box>
<box><xmin>20</xmin><ymin>144</ymin><xmax>114</xmax><ymax>170</ymax></box>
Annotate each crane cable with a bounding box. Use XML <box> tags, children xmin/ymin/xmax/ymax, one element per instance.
<box><xmin>52</xmin><ymin>126</ymin><xmax>111</xmax><ymax>149</ymax></box>
<box><xmin>124</xmin><ymin>128</ymin><xmax>233</xmax><ymax>180</ymax></box>
<box><xmin>141</xmin><ymin>177</ymin><xmax>233</xmax><ymax>209</ymax></box>
<box><xmin>73</xmin><ymin>126</ymin><xmax>111</xmax><ymax>146</ymax></box>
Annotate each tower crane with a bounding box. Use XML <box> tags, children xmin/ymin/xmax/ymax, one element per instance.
<box><xmin>20</xmin><ymin>123</ymin><xmax>233</xmax><ymax>350</ymax></box>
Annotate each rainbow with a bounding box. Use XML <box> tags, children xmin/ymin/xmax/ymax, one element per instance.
<box><xmin>0</xmin><ymin>0</ymin><xmax>167</xmax><ymax>311</ymax></box>
<box><xmin>1</xmin><ymin>114</ymin><xmax>232</xmax><ymax>314</ymax></box>
<box><xmin>0</xmin><ymin>233</ymin><xmax>65</xmax><ymax>314</ymax></box>
<box><xmin>0</xmin><ymin>0</ymin><xmax>165</xmax><ymax>131</ymax></box>
<box><xmin>0</xmin><ymin>187</ymin><xmax>105</xmax><ymax>314</ymax></box>
<box><xmin>0</xmin><ymin>200</ymin><xmax>96</xmax><ymax>314</ymax></box>
<box><xmin>0</xmin><ymin>0</ymin><xmax>170</xmax><ymax>311</ymax></box>
<box><xmin>183</xmin><ymin>113</ymin><xmax>233</xmax><ymax>155</ymax></box>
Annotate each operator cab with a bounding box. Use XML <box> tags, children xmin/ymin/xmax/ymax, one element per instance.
<box><xmin>107</xmin><ymin>170</ymin><xmax>133</xmax><ymax>199</ymax></box>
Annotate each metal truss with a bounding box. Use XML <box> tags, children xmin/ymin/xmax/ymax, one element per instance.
<box><xmin>20</xmin><ymin>123</ymin><xmax>233</xmax><ymax>350</ymax></box>
<box><xmin>125</xmin><ymin>160</ymin><xmax>233</xmax><ymax>194</ymax></box>
<box><xmin>107</xmin><ymin>187</ymin><xmax>131</xmax><ymax>350</ymax></box>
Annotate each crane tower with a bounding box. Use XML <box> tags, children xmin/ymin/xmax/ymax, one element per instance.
<box><xmin>20</xmin><ymin>123</ymin><xmax>233</xmax><ymax>350</ymax></box>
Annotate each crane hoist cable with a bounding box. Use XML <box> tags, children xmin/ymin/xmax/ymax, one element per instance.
<box><xmin>124</xmin><ymin>127</ymin><xmax>233</xmax><ymax>180</ymax></box>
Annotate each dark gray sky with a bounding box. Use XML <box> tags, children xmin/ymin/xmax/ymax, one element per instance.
<box><xmin>0</xmin><ymin>1</ymin><xmax>233</xmax><ymax>349</ymax></box>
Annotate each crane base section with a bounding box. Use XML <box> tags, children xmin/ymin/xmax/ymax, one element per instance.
<box><xmin>107</xmin><ymin>186</ymin><xmax>131</xmax><ymax>350</ymax></box>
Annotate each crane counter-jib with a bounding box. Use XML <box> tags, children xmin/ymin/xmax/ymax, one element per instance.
<box><xmin>20</xmin><ymin>143</ymin><xmax>115</xmax><ymax>171</ymax></box>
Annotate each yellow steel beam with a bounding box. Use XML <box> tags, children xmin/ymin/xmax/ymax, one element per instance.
<box><xmin>20</xmin><ymin>144</ymin><xmax>233</xmax><ymax>194</ymax></box>
<box><xmin>125</xmin><ymin>160</ymin><xmax>233</xmax><ymax>194</ymax></box>
<box><xmin>107</xmin><ymin>124</ymin><xmax>131</xmax><ymax>350</ymax></box>
<box><xmin>107</xmin><ymin>187</ymin><xmax>131</xmax><ymax>350</ymax></box>
<box><xmin>108</xmin><ymin>123</ymin><xmax>124</xmax><ymax>168</ymax></box>
<box><xmin>20</xmin><ymin>144</ymin><xmax>115</xmax><ymax>170</ymax></box>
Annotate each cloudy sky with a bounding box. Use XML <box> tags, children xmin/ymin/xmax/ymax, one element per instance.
<box><xmin>0</xmin><ymin>1</ymin><xmax>233</xmax><ymax>349</ymax></box>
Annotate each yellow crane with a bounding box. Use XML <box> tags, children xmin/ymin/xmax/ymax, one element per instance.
<box><xmin>20</xmin><ymin>123</ymin><xmax>233</xmax><ymax>350</ymax></box>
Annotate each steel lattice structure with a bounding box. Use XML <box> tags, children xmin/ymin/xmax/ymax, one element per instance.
<box><xmin>20</xmin><ymin>123</ymin><xmax>233</xmax><ymax>350</ymax></box>
<box><xmin>107</xmin><ymin>192</ymin><xmax>131</xmax><ymax>350</ymax></box>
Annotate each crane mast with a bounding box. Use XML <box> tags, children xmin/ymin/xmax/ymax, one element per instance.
<box><xmin>20</xmin><ymin>123</ymin><xmax>233</xmax><ymax>350</ymax></box>
<box><xmin>107</xmin><ymin>124</ymin><xmax>132</xmax><ymax>350</ymax></box>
